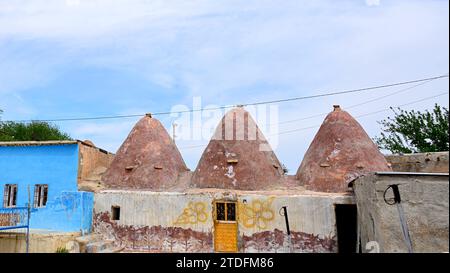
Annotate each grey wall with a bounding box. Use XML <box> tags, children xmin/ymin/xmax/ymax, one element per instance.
<box><xmin>354</xmin><ymin>173</ymin><xmax>449</xmax><ymax>253</ymax></box>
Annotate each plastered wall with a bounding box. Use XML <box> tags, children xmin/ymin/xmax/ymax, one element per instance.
<box><xmin>0</xmin><ymin>232</ymin><xmax>80</xmax><ymax>253</ymax></box>
<box><xmin>0</xmin><ymin>144</ymin><xmax>94</xmax><ymax>233</ymax></box>
<box><xmin>354</xmin><ymin>173</ymin><xmax>449</xmax><ymax>253</ymax></box>
<box><xmin>93</xmin><ymin>190</ymin><xmax>353</xmax><ymax>253</ymax></box>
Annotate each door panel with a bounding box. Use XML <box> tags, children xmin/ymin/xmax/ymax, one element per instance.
<box><xmin>213</xmin><ymin>201</ymin><xmax>238</xmax><ymax>252</ymax></box>
<box><xmin>214</xmin><ymin>222</ymin><xmax>238</xmax><ymax>252</ymax></box>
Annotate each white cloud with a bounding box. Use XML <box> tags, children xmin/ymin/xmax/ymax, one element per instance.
<box><xmin>1</xmin><ymin>1</ymin><xmax>447</xmax><ymax>98</ymax></box>
<box><xmin>65</xmin><ymin>119</ymin><xmax>135</xmax><ymax>153</ymax></box>
<box><xmin>65</xmin><ymin>0</ymin><xmax>81</xmax><ymax>7</ymax></box>
<box><xmin>365</xmin><ymin>0</ymin><xmax>381</xmax><ymax>6</ymax></box>
<box><xmin>0</xmin><ymin>0</ymin><xmax>448</xmax><ymax>170</ymax></box>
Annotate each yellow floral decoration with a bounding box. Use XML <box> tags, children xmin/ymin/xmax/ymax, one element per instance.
<box><xmin>239</xmin><ymin>197</ymin><xmax>275</xmax><ymax>229</ymax></box>
<box><xmin>174</xmin><ymin>202</ymin><xmax>208</xmax><ymax>225</ymax></box>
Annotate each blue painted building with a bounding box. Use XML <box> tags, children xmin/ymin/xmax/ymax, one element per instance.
<box><xmin>0</xmin><ymin>141</ymin><xmax>114</xmax><ymax>234</ymax></box>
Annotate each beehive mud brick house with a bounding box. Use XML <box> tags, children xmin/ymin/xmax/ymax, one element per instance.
<box><xmin>92</xmin><ymin>105</ymin><xmax>444</xmax><ymax>253</ymax></box>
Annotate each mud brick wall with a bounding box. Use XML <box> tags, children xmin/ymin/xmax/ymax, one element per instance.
<box><xmin>78</xmin><ymin>143</ymin><xmax>114</xmax><ymax>183</ymax></box>
<box><xmin>385</xmin><ymin>152</ymin><xmax>449</xmax><ymax>173</ymax></box>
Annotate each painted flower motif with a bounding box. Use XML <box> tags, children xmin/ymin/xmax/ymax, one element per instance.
<box><xmin>174</xmin><ymin>202</ymin><xmax>208</xmax><ymax>225</ymax></box>
<box><xmin>240</xmin><ymin>197</ymin><xmax>275</xmax><ymax>229</ymax></box>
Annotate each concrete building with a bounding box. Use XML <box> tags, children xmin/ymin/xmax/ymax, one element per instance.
<box><xmin>354</xmin><ymin>172</ymin><xmax>449</xmax><ymax>253</ymax></box>
<box><xmin>0</xmin><ymin>140</ymin><xmax>114</xmax><ymax>252</ymax></box>
<box><xmin>92</xmin><ymin>106</ymin><xmax>398</xmax><ymax>253</ymax></box>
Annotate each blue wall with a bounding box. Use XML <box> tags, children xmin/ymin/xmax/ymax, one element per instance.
<box><xmin>0</xmin><ymin>144</ymin><xmax>93</xmax><ymax>233</ymax></box>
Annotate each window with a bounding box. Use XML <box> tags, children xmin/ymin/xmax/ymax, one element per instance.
<box><xmin>216</xmin><ymin>203</ymin><xmax>225</xmax><ymax>220</ymax></box>
<box><xmin>3</xmin><ymin>184</ymin><xmax>18</xmax><ymax>208</ymax></box>
<box><xmin>215</xmin><ymin>202</ymin><xmax>236</xmax><ymax>222</ymax></box>
<box><xmin>111</xmin><ymin>206</ymin><xmax>120</xmax><ymax>220</ymax></box>
<box><xmin>34</xmin><ymin>184</ymin><xmax>48</xmax><ymax>208</ymax></box>
<box><xmin>226</xmin><ymin>203</ymin><xmax>236</xmax><ymax>221</ymax></box>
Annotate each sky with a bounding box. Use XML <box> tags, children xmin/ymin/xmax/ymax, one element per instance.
<box><xmin>0</xmin><ymin>0</ymin><xmax>449</xmax><ymax>172</ymax></box>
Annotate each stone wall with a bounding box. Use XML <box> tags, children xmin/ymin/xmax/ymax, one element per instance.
<box><xmin>0</xmin><ymin>231</ymin><xmax>80</xmax><ymax>253</ymax></box>
<box><xmin>77</xmin><ymin>142</ymin><xmax>115</xmax><ymax>191</ymax></box>
<box><xmin>385</xmin><ymin>152</ymin><xmax>449</xmax><ymax>173</ymax></box>
<box><xmin>93</xmin><ymin>190</ymin><xmax>354</xmax><ymax>253</ymax></box>
<box><xmin>354</xmin><ymin>172</ymin><xmax>449</xmax><ymax>253</ymax></box>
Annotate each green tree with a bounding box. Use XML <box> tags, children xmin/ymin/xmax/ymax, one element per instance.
<box><xmin>0</xmin><ymin>112</ymin><xmax>72</xmax><ymax>141</ymax></box>
<box><xmin>375</xmin><ymin>104</ymin><xmax>449</xmax><ymax>154</ymax></box>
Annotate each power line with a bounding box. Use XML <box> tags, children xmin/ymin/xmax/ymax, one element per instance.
<box><xmin>177</xmin><ymin>91</ymin><xmax>449</xmax><ymax>149</ymax></box>
<box><xmin>346</xmin><ymin>79</ymin><xmax>434</xmax><ymax>110</ymax></box>
<box><xmin>240</xmin><ymin>74</ymin><xmax>448</xmax><ymax>107</ymax></box>
<box><xmin>355</xmin><ymin>91</ymin><xmax>449</xmax><ymax>118</ymax></box>
<box><xmin>187</xmin><ymin>78</ymin><xmax>442</xmax><ymax>129</ymax></box>
<box><xmin>275</xmin><ymin>91</ymin><xmax>449</xmax><ymax>136</ymax></box>
<box><xmin>273</xmin><ymin>78</ymin><xmax>436</xmax><ymax>126</ymax></box>
<box><xmin>125</xmin><ymin>77</ymin><xmax>436</xmax><ymax>130</ymax></box>
<box><xmin>5</xmin><ymin>74</ymin><xmax>448</xmax><ymax>123</ymax></box>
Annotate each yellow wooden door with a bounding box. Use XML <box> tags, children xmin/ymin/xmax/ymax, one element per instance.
<box><xmin>214</xmin><ymin>201</ymin><xmax>238</xmax><ymax>252</ymax></box>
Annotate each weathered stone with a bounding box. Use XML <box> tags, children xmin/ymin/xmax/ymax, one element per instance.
<box><xmin>296</xmin><ymin>106</ymin><xmax>391</xmax><ymax>192</ymax></box>
<box><xmin>65</xmin><ymin>240</ymin><xmax>80</xmax><ymax>253</ymax></box>
<box><xmin>78</xmin><ymin>140</ymin><xmax>115</xmax><ymax>185</ymax></box>
<box><xmin>85</xmin><ymin>240</ymin><xmax>115</xmax><ymax>253</ymax></box>
<box><xmin>191</xmin><ymin>107</ymin><xmax>284</xmax><ymax>190</ymax></box>
<box><xmin>101</xmin><ymin>115</ymin><xmax>188</xmax><ymax>190</ymax></box>
<box><xmin>385</xmin><ymin>152</ymin><xmax>449</xmax><ymax>173</ymax></box>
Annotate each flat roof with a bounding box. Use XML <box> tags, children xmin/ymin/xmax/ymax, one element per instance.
<box><xmin>375</xmin><ymin>171</ymin><xmax>449</xmax><ymax>176</ymax></box>
<box><xmin>0</xmin><ymin>140</ymin><xmax>78</xmax><ymax>146</ymax></box>
<box><xmin>0</xmin><ymin>140</ymin><xmax>113</xmax><ymax>154</ymax></box>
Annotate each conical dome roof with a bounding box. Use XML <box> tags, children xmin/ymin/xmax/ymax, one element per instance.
<box><xmin>296</xmin><ymin>105</ymin><xmax>391</xmax><ymax>192</ymax></box>
<box><xmin>191</xmin><ymin>107</ymin><xmax>284</xmax><ymax>190</ymax></box>
<box><xmin>102</xmin><ymin>114</ymin><xmax>188</xmax><ymax>190</ymax></box>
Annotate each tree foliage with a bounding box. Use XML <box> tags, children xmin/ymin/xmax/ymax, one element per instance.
<box><xmin>375</xmin><ymin>104</ymin><xmax>449</xmax><ymax>154</ymax></box>
<box><xmin>0</xmin><ymin>111</ymin><xmax>72</xmax><ymax>141</ymax></box>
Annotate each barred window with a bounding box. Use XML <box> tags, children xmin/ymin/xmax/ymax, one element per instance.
<box><xmin>3</xmin><ymin>184</ymin><xmax>18</xmax><ymax>208</ymax></box>
<box><xmin>34</xmin><ymin>184</ymin><xmax>48</xmax><ymax>208</ymax></box>
<box><xmin>215</xmin><ymin>202</ymin><xmax>236</xmax><ymax>222</ymax></box>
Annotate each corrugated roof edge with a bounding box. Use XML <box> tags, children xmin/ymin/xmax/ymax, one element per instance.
<box><xmin>0</xmin><ymin>140</ymin><xmax>114</xmax><ymax>155</ymax></box>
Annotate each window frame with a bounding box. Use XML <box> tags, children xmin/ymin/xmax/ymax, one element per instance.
<box><xmin>3</xmin><ymin>184</ymin><xmax>18</xmax><ymax>208</ymax></box>
<box><xmin>33</xmin><ymin>184</ymin><xmax>49</xmax><ymax>208</ymax></box>
<box><xmin>214</xmin><ymin>201</ymin><xmax>237</xmax><ymax>223</ymax></box>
